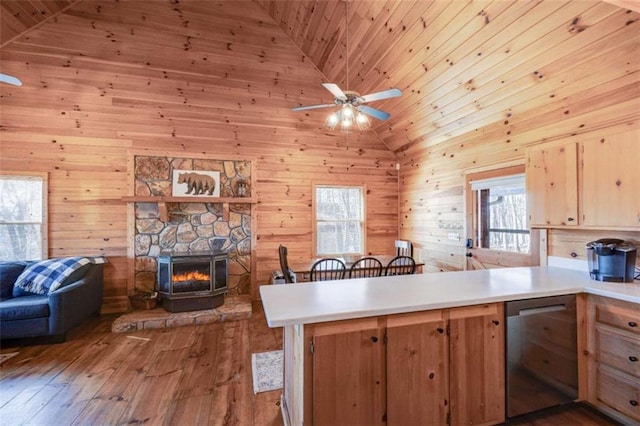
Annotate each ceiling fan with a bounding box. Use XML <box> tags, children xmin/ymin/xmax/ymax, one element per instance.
<box><xmin>292</xmin><ymin>82</ymin><xmax>402</xmax><ymax>122</ymax></box>
<box><xmin>0</xmin><ymin>73</ymin><xmax>23</xmax><ymax>86</ymax></box>
<box><xmin>291</xmin><ymin>1</ymin><xmax>401</xmax><ymax>131</ymax></box>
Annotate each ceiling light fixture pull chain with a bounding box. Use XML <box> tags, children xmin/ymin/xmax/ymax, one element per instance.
<box><xmin>345</xmin><ymin>0</ymin><xmax>349</xmax><ymax>92</ymax></box>
<box><xmin>325</xmin><ymin>0</ymin><xmax>370</xmax><ymax>133</ymax></box>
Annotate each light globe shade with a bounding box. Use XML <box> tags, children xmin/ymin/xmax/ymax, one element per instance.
<box><xmin>325</xmin><ymin>112</ymin><xmax>340</xmax><ymax>130</ymax></box>
<box><xmin>355</xmin><ymin>112</ymin><xmax>370</xmax><ymax>130</ymax></box>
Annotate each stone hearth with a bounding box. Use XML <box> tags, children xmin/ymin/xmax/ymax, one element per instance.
<box><xmin>112</xmin><ymin>295</ymin><xmax>251</xmax><ymax>333</ymax></box>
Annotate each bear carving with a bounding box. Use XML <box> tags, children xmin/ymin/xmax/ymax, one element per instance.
<box><xmin>177</xmin><ymin>172</ymin><xmax>216</xmax><ymax>195</ymax></box>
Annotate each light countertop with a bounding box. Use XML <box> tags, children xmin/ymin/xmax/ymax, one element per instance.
<box><xmin>259</xmin><ymin>266</ymin><xmax>640</xmax><ymax>327</ymax></box>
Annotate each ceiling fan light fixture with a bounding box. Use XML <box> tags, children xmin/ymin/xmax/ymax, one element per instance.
<box><xmin>355</xmin><ymin>112</ymin><xmax>371</xmax><ymax>130</ymax></box>
<box><xmin>325</xmin><ymin>112</ymin><xmax>340</xmax><ymax>130</ymax></box>
<box><xmin>341</xmin><ymin>116</ymin><xmax>352</xmax><ymax>130</ymax></box>
<box><xmin>326</xmin><ymin>104</ymin><xmax>371</xmax><ymax>133</ymax></box>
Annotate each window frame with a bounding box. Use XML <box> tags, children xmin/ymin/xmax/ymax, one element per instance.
<box><xmin>312</xmin><ymin>183</ymin><xmax>366</xmax><ymax>257</ymax></box>
<box><xmin>471</xmin><ymin>173</ymin><xmax>529</xmax><ymax>253</ymax></box>
<box><xmin>464</xmin><ymin>164</ymin><xmax>540</xmax><ymax>270</ymax></box>
<box><xmin>0</xmin><ymin>172</ymin><xmax>48</xmax><ymax>261</ymax></box>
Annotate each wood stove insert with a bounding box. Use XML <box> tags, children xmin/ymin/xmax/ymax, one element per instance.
<box><xmin>157</xmin><ymin>251</ymin><xmax>228</xmax><ymax>312</ymax></box>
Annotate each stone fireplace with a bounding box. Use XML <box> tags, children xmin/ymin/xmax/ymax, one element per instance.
<box><xmin>132</xmin><ymin>155</ymin><xmax>253</xmax><ymax>300</ymax></box>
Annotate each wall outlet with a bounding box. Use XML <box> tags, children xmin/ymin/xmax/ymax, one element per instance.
<box><xmin>448</xmin><ymin>232</ymin><xmax>461</xmax><ymax>241</ymax></box>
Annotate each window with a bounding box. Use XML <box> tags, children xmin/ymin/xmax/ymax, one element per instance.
<box><xmin>314</xmin><ymin>185</ymin><xmax>364</xmax><ymax>256</ymax></box>
<box><xmin>0</xmin><ymin>173</ymin><xmax>47</xmax><ymax>261</ymax></box>
<box><xmin>470</xmin><ymin>173</ymin><xmax>529</xmax><ymax>254</ymax></box>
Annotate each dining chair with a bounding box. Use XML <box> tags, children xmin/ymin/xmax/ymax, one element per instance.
<box><xmin>349</xmin><ymin>257</ymin><xmax>383</xmax><ymax>278</ymax></box>
<box><xmin>310</xmin><ymin>258</ymin><xmax>346</xmax><ymax>281</ymax></box>
<box><xmin>278</xmin><ymin>245</ymin><xmax>295</xmax><ymax>283</ymax></box>
<box><xmin>395</xmin><ymin>240</ymin><xmax>414</xmax><ymax>258</ymax></box>
<box><xmin>385</xmin><ymin>255</ymin><xmax>416</xmax><ymax>276</ymax></box>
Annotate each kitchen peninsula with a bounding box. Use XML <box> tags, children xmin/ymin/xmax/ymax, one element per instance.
<box><xmin>260</xmin><ymin>266</ymin><xmax>640</xmax><ymax>425</ymax></box>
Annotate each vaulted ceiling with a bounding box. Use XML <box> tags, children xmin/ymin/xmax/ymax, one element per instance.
<box><xmin>1</xmin><ymin>0</ymin><xmax>639</xmax><ymax>155</ymax></box>
<box><xmin>256</xmin><ymin>0</ymin><xmax>640</xmax><ymax>155</ymax></box>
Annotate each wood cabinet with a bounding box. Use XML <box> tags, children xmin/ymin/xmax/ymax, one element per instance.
<box><xmin>580</xmin><ymin>132</ymin><xmax>640</xmax><ymax>227</ymax></box>
<box><xmin>306</xmin><ymin>317</ymin><xmax>386</xmax><ymax>425</ymax></box>
<box><xmin>300</xmin><ymin>304</ymin><xmax>504</xmax><ymax>425</ymax></box>
<box><xmin>582</xmin><ymin>295</ymin><xmax>640</xmax><ymax>424</ymax></box>
<box><xmin>449</xmin><ymin>304</ymin><xmax>505</xmax><ymax>426</ymax></box>
<box><xmin>386</xmin><ymin>311</ymin><xmax>448</xmax><ymax>425</ymax></box>
<box><xmin>527</xmin><ymin>141</ymin><xmax>579</xmax><ymax>227</ymax></box>
<box><xmin>526</xmin><ymin>128</ymin><xmax>640</xmax><ymax>229</ymax></box>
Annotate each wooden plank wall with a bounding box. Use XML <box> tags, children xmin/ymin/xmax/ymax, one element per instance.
<box><xmin>0</xmin><ymin>0</ymin><xmax>398</xmax><ymax>313</ymax></box>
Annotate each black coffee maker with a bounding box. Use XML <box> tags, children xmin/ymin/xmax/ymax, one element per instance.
<box><xmin>586</xmin><ymin>239</ymin><xmax>637</xmax><ymax>282</ymax></box>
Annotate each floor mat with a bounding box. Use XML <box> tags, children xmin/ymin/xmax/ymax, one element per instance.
<box><xmin>251</xmin><ymin>350</ymin><xmax>283</xmax><ymax>394</ymax></box>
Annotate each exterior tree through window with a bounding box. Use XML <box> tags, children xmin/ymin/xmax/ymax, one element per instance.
<box><xmin>314</xmin><ymin>185</ymin><xmax>364</xmax><ymax>256</ymax></box>
<box><xmin>0</xmin><ymin>173</ymin><xmax>48</xmax><ymax>261</ymax></box>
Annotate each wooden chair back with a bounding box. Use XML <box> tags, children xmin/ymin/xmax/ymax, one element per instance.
<box><xmin>310</xmin><ymin>258</ymin><xmax>346</xmax><ymax>281</ymax></box>
<box><xmin>385</xmin><ymin>255</ymin><xmax>416</xmax><ymax>276</ymax></box>
<box><xmin>278</xmin><ymin>245</ymin><xmax>294</xmax><ymax>283</ymax></box>
<box><xmin>395</xmin><ymin>240</ymin><xmax>413</xmax><ymax>257</ymax></box>
<box><xmin>349</xmin><ymin>257</ymin><xmax>383</xmax><ymax>278</ymax></box>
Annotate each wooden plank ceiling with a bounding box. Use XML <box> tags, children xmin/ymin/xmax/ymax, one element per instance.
<box><xmin>0</xmin><ymin>0</ymin><xmax>80</xmax><ymax>46</ymax></box>
<box><xmin>256</xmin><ymin>0</ymin><xmax>639</xmax><ymax>154</ymax></box>
<box><xmin>1</xmin><ymin>0</ymin><xmax>638</xmax><ymax>155</ymax></box>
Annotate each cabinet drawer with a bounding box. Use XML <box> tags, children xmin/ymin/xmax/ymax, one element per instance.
<box><xmin>596</xmin><ymin>304</ymin><xmax>640</xmax><ymax>336</ymax></box>
<box><xmin>596</xmin><ymin>327</ymin><xmax>640</xmax><ymax>378</ymax></box>
<box><xmin>596</xmin><ymin>365</ymin><xmax>640</xmax><ymax>422</ymax></box>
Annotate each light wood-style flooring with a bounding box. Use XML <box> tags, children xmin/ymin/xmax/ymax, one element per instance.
<box><xmin>503</xmin><ymin>403</ymin><xmax>620</xmax><ymax>426</ymax></box>
<box><xmin>0</xmin><ymin>303</ymin><xmax>619</xmax><ymax>425</ymax></box>
<box><xmin>0</xmin><ymin>302</ymin><xmax>283</xmax><ymax>425</ymax></box>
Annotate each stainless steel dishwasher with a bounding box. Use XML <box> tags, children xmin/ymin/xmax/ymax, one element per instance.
<box><xmin>505</xmin><ymin>294</ymin><xmax>578</xmax><ymax>418</ymax></box>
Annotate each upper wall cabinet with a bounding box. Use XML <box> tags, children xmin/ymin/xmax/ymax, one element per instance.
<box><xmin>527</xmin><ymin>141</ymin><xmax>579</xmax><ymax>227</ymax></box>
<box><xmin>581</xmin><ymin>132</ymin><xmax>639</xmax><ymax>227</ymax></box>
<box><xmin>527</xmin><ymin>128</ymin><xmax>640</xmax><ymax>229</ymax></box>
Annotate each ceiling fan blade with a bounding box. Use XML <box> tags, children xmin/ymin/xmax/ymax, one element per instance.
<box><xmin>360</xmin><ymin>88</ymin><xmax>402</xmax><ymax>103</ymax></box>
<box><xmin>291</xmin><ymin>103</ymin><xmax>336</xmax><ymax>112</ymax></box>
<box><xmin>0</xmin><ymin>73</ymin><xmax>23</xmax><ymax>86</ymax></box>
<box><xmin>358</xmin><ymin>105</ymin><xmax>391</xmax><ymax>121</ymax></box>
<box><xmin>322</xmin><ymin>83</ymin><xmax>347</xmax><ymax>101</ymax></box>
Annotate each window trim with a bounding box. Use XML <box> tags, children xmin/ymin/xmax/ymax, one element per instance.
<box><xmin>470</xmin><ymin>168</ymin><xmax>529</xmax><ymax>253</ymax></box>
<box><xmin>463</xmin><ymin>163</ymin><xmax>540</xmax><ymax>270</ymax></box>
<box><xmin>312</xmin><ymin>183</ymin><xmax>366</xmax><ymax>257</ymax></box>
<box><xmin>0</xmin><ymin>172</ymin><xmax>48</xmax><ymax>260</ymax></box>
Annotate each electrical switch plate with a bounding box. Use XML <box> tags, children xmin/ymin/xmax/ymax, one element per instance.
<box><xmin>448</xmin><ymin>232</ymin><xmax>461</xmax><ymax>241</ymax></box>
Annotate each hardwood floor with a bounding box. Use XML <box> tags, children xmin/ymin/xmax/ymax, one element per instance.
<box><xmin>0</xmin><ymin>303</ymin><xmax>619</xmax><ymax>426</ymax></box>
<box><xmin>0</xmin><ymin>302</ymin><xmax>283</xmax><ymax>425</ymax></box>
<box><xmin>503</xmin><ymin>402</ymin><xmax>621</xmax><ymax>426</ymax></box>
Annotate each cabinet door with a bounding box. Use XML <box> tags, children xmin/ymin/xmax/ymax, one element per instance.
<box><xmin>581</xmin><ymin>131</ymin><xmax>640</xmax><ymax>227</ymax></box>
<box><xmin>386</xmin><ymin>311</ymin><xmax>448</xmax><ymax>425</ymax></box>
<box><xmin>311</xmin><ymin>322</ymin><xmax>386</xmax><ymax>425</ymax></box>
<box><xmin>527</xmin><ymin>142</ymin><xmax>578</xmax><ymax>226</ymax></box>
<box><xmin>449</xmin><ymin>304</ymin><xmax>505</xmax><ymax>426</ymax></box>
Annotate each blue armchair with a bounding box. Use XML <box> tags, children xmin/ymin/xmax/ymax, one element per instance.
<box><xmin>0</xmin><ymin>258</ymin><xmax>104</xmax><ymax>342</ymax></box>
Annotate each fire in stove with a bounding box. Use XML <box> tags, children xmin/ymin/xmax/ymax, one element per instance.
<box><xmin>172</xmin><ymin>271</ymin><xmax>210</xmax><ymax>282</ymax></box>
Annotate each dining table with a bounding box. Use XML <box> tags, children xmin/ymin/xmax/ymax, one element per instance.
<box><xmin>290</xmin><ymin>254</ymin><xmax>424</xmax><ymax>282</ymax></box>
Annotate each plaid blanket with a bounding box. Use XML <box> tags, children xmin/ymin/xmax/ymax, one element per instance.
<box><xmin>13</xmin><ymin>256</ymin><xmax>106</xmax><ymax>296</ymax></box>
